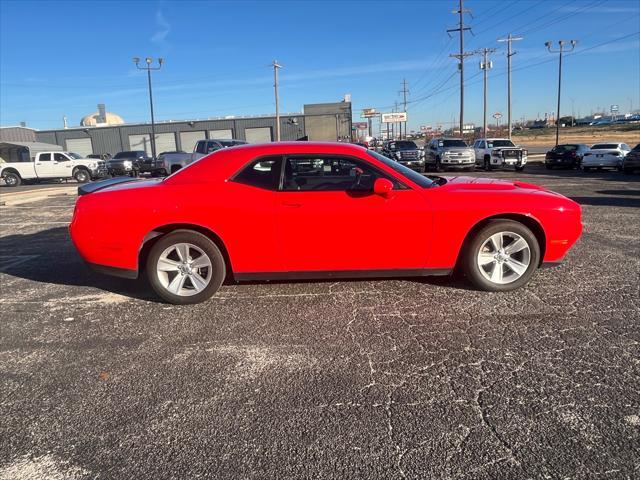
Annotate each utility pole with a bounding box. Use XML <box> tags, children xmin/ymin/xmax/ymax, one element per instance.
<box><xmin>497</xmin><ymin>34</ymin><xmax>523</xmax><ymax>139</ymax></box>
<box><xmin>399</xmin><ymin>78</ymin><xmax>409</xmax><ymax>140</ymax></box>
<box><xmin>477</xmin><ymin>48</ymin><xmax>496</xmax><ymax>138</ymax></box>
<box><xmin>448</xmin><ymin>0</ymin><xmax>473</xmax><ymax>138</ymax></box>
<box><xmin>272</xmin><ymin>60</ymin><xmax>283</xmax><ymax>141</ymax></box>
<box><xmin>545</xmin><ymin>40</ymin><xmax>577</xmax><ymax>146</ymax></box>
<box><xmin>133</xmin><ymin>57</ymin><xmax>163</xmax><ymax>160</ymax></box>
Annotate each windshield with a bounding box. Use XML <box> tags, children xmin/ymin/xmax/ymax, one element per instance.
<box><xmin>367</xmin><ymin>150</ymin><xmax>434</xmax><ymax>188</ymax></box>
<box><xmin>591</xmin><ymin>144</ymin><xmax>618</xmax><ymax>149</ymax></box>
<box><xmin>632</xmin><ymin>144</ymin><xmax>640</xmax><ymax>151</ymax></box>
<box><xmin>67</xmin><ymin>152</ymin><xmax>83</xmax><ymax>159</ymax></box>
<box><xmin>391</xmin><ymin>141</ymin><xmax>418</xmax><ymax>150</ymax></box>
<box><xmin>487</xmin><ymin>140</ymin><xmax>515</xmax><ymax>148</ymax></box>
<box><xmin>442</xmin><ymin>139</ymin><xmax>467</xmax><ymax>148</ymax></box>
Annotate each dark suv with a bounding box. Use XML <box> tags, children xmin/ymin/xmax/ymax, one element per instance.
<box><xmin>383</xmin><ymin>140</ymin><xmax>426</xmax><ymax>172</ymax></box>
<box><xmin>107</xmin><ymin>151</ymin><xmax>149</xmax><ymax>176</ymax></box>
<box><xmin>622</xmin><ymin>143</ymin><xmax>640</xmax><ymax>174</ymax></box>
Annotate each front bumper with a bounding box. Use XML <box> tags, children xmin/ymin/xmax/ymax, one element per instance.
<box><xmin>398</xmin><ymin>160</ymin><xmax>425</xmax><ymax>171</ymax></box>
<box><xmin>89</xmin><ymin>167</ymin><xmax>109</xmax><ymax>178</ymax></box>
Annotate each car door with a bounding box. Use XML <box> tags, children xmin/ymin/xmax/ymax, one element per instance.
<box><xmin>34</xmin><ymin>153</ymin><xmax>60</xmax><ymax>178</ymax></box>
<box><xmin>53</xmin><ymin>153</ymin><xmax>74</xmax><ymax>177</ymax></box>
<box><xmin>473</xmin><ymin>141</ymin><xmax>484</xmax><ymax>160</ymax></box>
<box><xmin>276</xmin><ymin>155</ymin><xmax>431</xmax><ymax>272</ymax></box>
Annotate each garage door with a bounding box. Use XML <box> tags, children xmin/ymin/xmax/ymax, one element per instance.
<box><xmin>208</xmin><ymin>129</ymin><xmax>233</xmax><ymax>140</ymax></box>
<box><xmin>66</xmin><ymin>138</ymin><xmax>93</xmax><ymax>156</ymax></box>
<box><xmin>129</xmin><ymin>133</ymin><xmax>176</xmax><ymax>155</ymax></box>
<box><xmin>180</xmin><ymin>131</ymin><xmax>205</xmax><ymax>152</ymax></box>
<box><xmin>244</xmin><ymin>127</ymin><xmax>272</xmax><ymax>144</ymax></box>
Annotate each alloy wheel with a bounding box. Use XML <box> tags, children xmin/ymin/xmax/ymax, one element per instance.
<box><xmin>476</xmin><ymin>231</ymin><xmax>531</xmax><ymax>285</ymax></box>
<box><xmin>156</xmin><ymin>242</ymin><xmax>213</xmax><ymax>296</ymax></box>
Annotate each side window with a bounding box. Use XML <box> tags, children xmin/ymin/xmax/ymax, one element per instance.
<box><xmin>54</xmin><ymin>153</ymin><xmax>68</xmax><ymax>162</ymax></box>
<box><xmin>206</xmin><ymin>142</ymin><xmax>221</xmax><ymax>154</ymax></box>
<box><xmin>232</xmin><ymin>156</ymin><xmax>282</xmax><ymax>191</ymax></box>
<box><xmin>283</xmin><ymin>156</ymin><xmax>382</xmax><ymax>192</ymax></box>
<box><xmin>195</xmin><ymin>141</ymin><xmax>206</xmax><ymax>154</ymax></box>
<box><xmin>39</xmin><ymin>153</ymin><xmax>51</xmax><ymax>161</ymax></box>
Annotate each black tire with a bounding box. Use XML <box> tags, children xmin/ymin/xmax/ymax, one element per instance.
<box><xmin>146</xmin><ymin>230</ymin><xmax>225</xmax><ymax>305</ymax></box>
<box><xmin>515</xmin><ymin>165</ymin><xmax>525</xmax><ymax>172</ymax></box>
<box><xmin>582</xmin><ymin>166</ymin><xmax>591</xmax><ymax>172</ymax></box>
<box><xmin>545</xmin><ymin>164</ymin><xmax>553</xmax><ymax>170</ymax></box>
<box><xmin>434</xmin><ymin>157</ymin><xmax>441</xmax><ymax>172</ymax></box>
<box><xmin>3</xmin><ymin>171</ymin><xmax>21</xmax><ymax>187</ymax></box>
<box><xmin>462</xmin><ymin>220</ymin><xmax>540</xmax><ymax>292</ymax></box>
<box><xmin>73</xmin><ymin>168</ymin><xmax>90</xmax><ymax>183</ymax></box>
<box><xmin>484</xmin><ymin>155</ymin><xmax>492</xmax><ymax>171</ymax></box>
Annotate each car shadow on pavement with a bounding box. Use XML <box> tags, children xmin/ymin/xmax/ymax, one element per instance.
<box><xmin>0</xmin><ymin>227</ymin><xmax>157</xmax><ymax>302</ymax></box>
<box><xmin>570</xmin><ymin>195</ymin><xmax>640</xmax><ymax>208</ymax></box>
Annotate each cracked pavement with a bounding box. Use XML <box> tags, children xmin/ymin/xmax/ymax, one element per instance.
<box><xmin>0</xmin><ymin>166</ymin><xmax>639</xmax><ymax>479</ymax></box>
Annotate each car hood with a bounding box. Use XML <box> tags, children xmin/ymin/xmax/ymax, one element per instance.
<box><xmin>443</xmin><ymin>148</ymin><xmax>474</xmax><ymax>154</ymax></box>
<box><xmin>439</xmin><ymin>176</ymin><xmax>547</xmax><ymax>192</ymax></box>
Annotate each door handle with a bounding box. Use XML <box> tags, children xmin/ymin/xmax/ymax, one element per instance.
<box><xmin>282</xmin><ymin>202</ymin><xmax>302</xmax><ymax>207</ymax></box>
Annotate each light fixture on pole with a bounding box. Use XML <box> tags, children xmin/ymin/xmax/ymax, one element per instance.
<box><xmin>133</xmin><ymin>57</ymin><xmax>163</xmax><ymax>160</ymax></box>
<box><xmin>545</xmin><ymin>40</ymin><xmax>576</xmax><ymax>146</ymax></box>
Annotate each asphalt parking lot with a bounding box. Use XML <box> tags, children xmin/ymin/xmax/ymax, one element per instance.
<box><xmin>1</xmin><ymin>165</ymin><xmax>638</xmax><ymax>479</ymax></box>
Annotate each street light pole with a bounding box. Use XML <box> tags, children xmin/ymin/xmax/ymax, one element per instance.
<box><xmin>545</xmin><ymin>40</ymin><xmax>576</xmax><ymax>146</ymax></box>
<box><xmin>272</xmin><ymin>60</ymin><xmax>283</xmax><ymax>141</ymax></box>
<box><xmin>133</xmin><ymin>57</ymin><xmax>163</xmax><ymax>160</ymax></box>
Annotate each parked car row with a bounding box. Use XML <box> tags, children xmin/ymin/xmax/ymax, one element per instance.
<box><xmin>377</xmin><ymin>137</ymin><xmax>528</xmax><ymax>172</ymax></box>
<box><xmin>544</xmin><ymin>142</ymin><xmax>639</xmax><ymax>174</ymax></box>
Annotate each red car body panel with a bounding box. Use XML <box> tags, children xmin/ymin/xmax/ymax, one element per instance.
<box><xmin>69</xmin><ymin>142</ymin><xmax>582</xmax><ymax>278</ymax></box>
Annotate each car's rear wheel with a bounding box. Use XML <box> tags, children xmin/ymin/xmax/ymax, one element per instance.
<box><xmin>146</xmin><ymin>230</ymin><xmax>225</xmax><ymax>304</ymax></box>
<box><xmin>463</xmin><ymin>220</ymin><xmax>540</xmax><ymax>292</ymax></box>
<box><xmin>484</xmin><ymin>155</ymin><xmax>492</xmax><ymax>171</ymax></box>
<box><xmin>3</xmin><ymin>172</ymin><xmax>21</xmax><ymax>187</ymax></box>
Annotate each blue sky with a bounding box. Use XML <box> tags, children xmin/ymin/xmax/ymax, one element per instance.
<box><xmin>1</xmin><ymin>0</ymin><xmax>639</xmax><ymax>131</ymax></box>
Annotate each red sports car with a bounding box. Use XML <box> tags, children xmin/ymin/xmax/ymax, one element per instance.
<box><xmin>70</xmin><ymin>142</ymin><xmax>582</xmax><ymax>304</ymax></box>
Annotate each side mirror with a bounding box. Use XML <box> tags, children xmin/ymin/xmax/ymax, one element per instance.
<box><xmin>373</xmin><ymin>178</ymin><xmax>393</xmax><ymax>197</ymax></box>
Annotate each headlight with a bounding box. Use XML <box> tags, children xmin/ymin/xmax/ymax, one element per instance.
<box><xmin>523</xmin><ymin>150</ymin><xmax>528</xmax><ymax>156</ymax></box>
<box><xmin>123</xmin><ymin>160</ymin><xmax>132</xmax><ymax>167</ymax></box>
<box><xmin>492</xmin><ymin>151</ymin><xmax>501</xmax><ymax>156</ymax></box>
<box><xmin>395</xmin><ymin>152</ymin><xmax>402</xmax><ymax>159</ymax></box>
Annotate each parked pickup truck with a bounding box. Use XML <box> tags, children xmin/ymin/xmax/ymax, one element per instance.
<box><xmin>158</xmin><ymin>139</ymin><xmax>247</xmax><ymax>174</ymax></box>
<box><xmin>473</xmin><ymin>138</ymin><xmax>528</xmax><ymax>171</ymax></box>
<box><xmin>0</xmin><ymin>149</ymin><xmax>108</xmax><ymax>187</ymax></box>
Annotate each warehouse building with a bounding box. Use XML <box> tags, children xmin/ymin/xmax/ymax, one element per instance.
<box><xmin>31</xmin><ymin>101</ymin><xmax>352</xmax><ymax>157</ymax></box>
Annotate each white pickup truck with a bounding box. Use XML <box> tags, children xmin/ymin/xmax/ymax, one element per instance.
<box><xmin>158</xmin><ymin>139</ymin><xmax>247</xmax><ymax>175</ymax></box>
<box><xmin>0</xmin><ymin>150</ymin><xmax>108</xmax><ymax>187</ymax></box>
<box><xmin>472</xmin><ymin>138</ymin><xmax>528</xmax><ymax>171</ymax></box>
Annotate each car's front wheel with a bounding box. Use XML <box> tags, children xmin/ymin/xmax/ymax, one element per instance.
<box><xmin>146</xmin><ymin>230</ymin><xmax>226</xmax><ymax>304</ymax></box>
<box><xmin>73</xmin><ymin>168</ymin><xmax>90</xmax><ymax>183</ymax></box>
<box><xmin>463</xmin><ymin>220</ymin><xmax>540</xmax><ymax>292</ymax></box>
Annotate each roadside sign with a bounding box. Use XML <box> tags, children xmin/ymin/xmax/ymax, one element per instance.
<box><xmin>492</xmin><ymin>112</ymin><xmax>503</xmax><ymax>119</ymax></box>
<box><xmin>420</xmin><ymin>125</ymin><xmax>432</xmax><ymax>132</ymax></box>
<box><xmin>610</xmin><ymin>105</ymin><xmax>619</xmax><ymax>113</ymax></box>
<box><xmin>381</xmin><ymin>112</ymin><xmax>407</xmax><ymax>123</ymax></box>
<box><xmin>353</xmin><ymin>122</ymin><xmax>368</xmax><ymax>130</ymax></box>
<box><xmin>361</xmin><ymin>108</ymin><xmax>377</xmax><ymax>118</ymax></box>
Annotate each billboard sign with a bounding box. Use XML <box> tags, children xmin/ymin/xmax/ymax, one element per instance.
<box><xmin>381</xmin><ymin>112</ymin><xmax>407</xmax><ymax>123</ymax></box>
<box><xmin>610</xmin><ymin>104</ymin><xmax>619</xmax><ymax>113</ymax></box>
<box><xmin>361</xmin><ymin>108</ymin><xmax>377</xmax><ymax>118</ymax></box>
<box><xmin>353</xmin><ymin>122</ymin><xmax>368</xmax><ymax>130</ymax></box>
